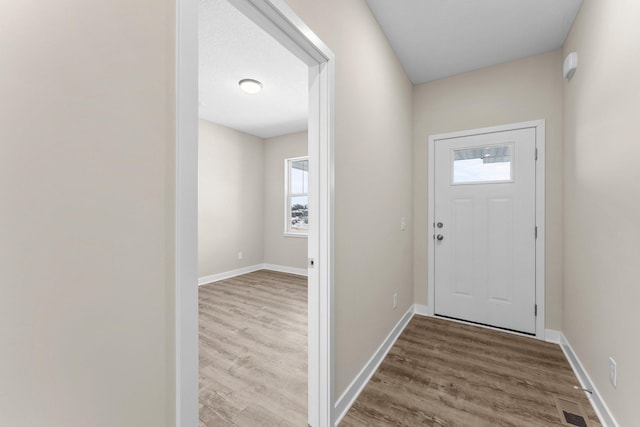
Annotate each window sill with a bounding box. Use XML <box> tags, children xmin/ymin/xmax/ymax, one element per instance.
<box><xmin>283</xmin><ymin>232</ymin><xmax>308</xmax><ymax>238</ymax></box>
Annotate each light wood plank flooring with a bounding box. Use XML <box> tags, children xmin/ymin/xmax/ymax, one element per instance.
<box><xmin>199</xmin><ymin>270</ymin><xmax>307</xmax><ymax>427</ymax></box>
<box><xmin>341</xmin><ymin>315</ymin><xmax>600</xmax><ymax>427</ymax></box>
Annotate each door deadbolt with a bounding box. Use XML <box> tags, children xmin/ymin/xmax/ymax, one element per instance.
<box><xmin>437</xmin><ymin>222</ymin><xmax>444</xmax><ymax>228</ymax></box>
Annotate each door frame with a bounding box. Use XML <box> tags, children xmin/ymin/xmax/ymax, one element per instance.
<box><xmin>427</xmin><ymin>120</ymin><xmax>546</xmax><ymax>340</ymax></box>
<box><xmin>174</xmin><ymin>1</ymin><xmax>335</xmax><ymax>426</ymax></box>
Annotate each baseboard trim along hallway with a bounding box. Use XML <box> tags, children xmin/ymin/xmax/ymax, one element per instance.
<box><xmin>333</xmin><ymin>305</ymin><xmax>414</xmax><ymax>426</ymax></box>
<box><xmin>198</xmin><ymin>263</ymin><xmax>308</xmax><ymax>286</ymax></box>
<box><xmin>559</xmin><ymin>333</ymin><xmax>619</xmax><ymax>427</ymax></box>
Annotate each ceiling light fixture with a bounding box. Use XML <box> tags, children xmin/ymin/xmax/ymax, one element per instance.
<box><xmin>238</xmin><ymin>79</ymin><xmax>263</xmax><ymax>94</ymax></box>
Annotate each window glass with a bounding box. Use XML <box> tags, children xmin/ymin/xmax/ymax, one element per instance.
<box><xmin>453</xmin><ymin>144</ymin><xmax>513</xmax><ymax>184</ymax></box>
<box><xmin>290</xmin><ymin>160</ymin><xmax>308</xmax><ymax>193</ymax></box>
<box><xmin>290</xmin><ymin>196</ymin><xmax>308</xmax><ymax>232</ymax></box>
<box><xmin>286</xmin><ymin>158</ymin><xmax>308</xmax><ymax>235</ymax></box>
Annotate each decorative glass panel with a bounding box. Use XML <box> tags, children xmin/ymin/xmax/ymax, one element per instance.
<box><xmin>453</xmin><ymin>144</ymin><xmax>513</xmax><ymax>184</ymax></box>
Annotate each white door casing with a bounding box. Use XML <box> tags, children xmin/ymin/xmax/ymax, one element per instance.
<box><xmin>175</xmin><ymin>0</ymin><xmax>335</xmax><ymax>426</ymax></box>
<box><xmin>427</xmin><ymin>121</ymin><xmax>546</xmax><ymax>339</ymax></box>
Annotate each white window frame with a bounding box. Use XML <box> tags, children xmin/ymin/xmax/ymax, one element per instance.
<box><xmin>284</xmin><ymin>156</ymin><xmax>309</xmax><ymax>237</ymax></box>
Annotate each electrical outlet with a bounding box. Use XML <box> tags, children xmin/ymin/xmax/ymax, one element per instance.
<box><xmin>609</xmin><ymin>357</ymin><xmax>617</xmax><ymax>387</ymax></box>
<box><xmin>393</xmin><ymin>292</ymin><xmax>398</xmax><ymax>309</ymax></box>
<box><xmin>238</xmin><ymin>251</ymin><xmax>243</xmax><ymax>260</ymax></box>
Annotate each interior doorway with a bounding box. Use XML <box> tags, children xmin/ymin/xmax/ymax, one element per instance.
<box><xmin>175</xmin><ymin>0</ymin><xmax>335</xmax><ymax>426</ymax></box>
<box><xmin>427</xmin><ymin>121</ymin><xmax>546</xmax><ymax>338</ymax></box>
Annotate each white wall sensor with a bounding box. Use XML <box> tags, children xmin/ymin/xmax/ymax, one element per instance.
<box><xmin>563</xmin><ymin>52</ymin><xmax>578</xmax><ymax>80</ymax></box>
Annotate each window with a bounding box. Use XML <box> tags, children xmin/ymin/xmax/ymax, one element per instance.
<box><xmin>452</xmin><ymin>144</ymin><xmax>514</xmax><ymax>184</ymax></box>
<box><xmin>285</xmin><ymin>157</ymin><xmax>308</xmax><ymax>236</ymax></box>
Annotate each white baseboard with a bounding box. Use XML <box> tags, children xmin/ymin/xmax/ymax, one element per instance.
<box><xmin>559</xmin><ymin>333</ymin><xmax>619</xmax><ymax>427</ymax></box>
<box><xmin>544</xmin><ymin>328</ymin><xmax>562</xmax><ymax>344</ymax></box>
<box><xmin>333</xmin><ymin>305</ymin><xmax>414</xmax><ymax>426</ymax></box>
<box><xmin>198</xmin><ymin>263</ymin><xmax>307</xmax><ymax>286</ymax></box>
<box><xmin>262</xmin><ymin>263</ymin><xmax>308</xmax><ymax>277</ymax></box>
<box><xmin>198</xmin><ymin>264</ymin><xmax>264</xmax><ymax>286</ymax></box>
<box><xmin>413</xmin><ymin>304</ymin><xmax>430</xmax><ymax>316</ymax></box>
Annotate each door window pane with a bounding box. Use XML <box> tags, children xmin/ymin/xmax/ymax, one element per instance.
<box><xmin>453</xmin><ymin>144</ymin><xmax>513</xmax><ymax>184</ymax></box>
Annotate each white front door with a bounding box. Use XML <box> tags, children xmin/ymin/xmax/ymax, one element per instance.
<box><xmin>433</xmin><ymin>127</ymin><xmax>537</xmax><ymax>334</ymax></box>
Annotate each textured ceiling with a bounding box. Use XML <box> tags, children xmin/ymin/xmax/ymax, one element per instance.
<box><xmin>198</xmin><ymin>0</ymin><xmax>308</xmax><ymax>139</ymax></box>
<box><xmin>366</xmin><ymin>0</ymin><xmax>582</xmax><ymax>84</ymax></box>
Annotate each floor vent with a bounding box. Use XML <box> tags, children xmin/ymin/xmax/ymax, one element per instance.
<box><xmin>553</xmin><ymin>395</ymin><xmax>590</xmax><ymax>427</ymax></box>
<box><xmin>563</xmin><ymin>410</ymin><xmax>587</xmax><ymax>426</ymax></box>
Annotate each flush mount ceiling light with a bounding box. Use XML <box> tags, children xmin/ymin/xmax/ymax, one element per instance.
<box><xmin>238</xmin><ymin>79</ymin><xmax>263</xmax><ymax>94</ymax></box>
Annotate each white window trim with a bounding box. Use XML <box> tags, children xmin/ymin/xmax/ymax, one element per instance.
<box><xmin>284</xmin><ymin>156</ymin><xmax>309</xmax><ymax>237</ymax></box>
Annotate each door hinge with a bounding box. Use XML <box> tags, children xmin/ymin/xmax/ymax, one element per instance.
<box><xmin>535</xmin><ymin>148</ymin><xmax>538</xmax><ymax>161</ymax></box>
<box><xmin>535</xmin><ymin>304</ymin><xmax>538</xmax><ymax>316</ymax></box>
<box><xmin>535</xmin><ymin>226</ymin><xmax>538</xmax><ymax>239</ymax></box>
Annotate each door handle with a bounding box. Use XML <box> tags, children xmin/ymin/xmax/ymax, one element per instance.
<box><xmin>436</xmin><ymin>234</ymin><xmax>444</xmax><ymax>241</ymax></box>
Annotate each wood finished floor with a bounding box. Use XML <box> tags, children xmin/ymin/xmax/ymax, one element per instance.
<box><xmin>199</xmin><ymin>270</ymin><xmax>307</xmax><ymax>427</ymax></box>
<box><xmin>341</xmin><ymin>315</ymin><xmax>601</xmax><ymax>427</ymax></box>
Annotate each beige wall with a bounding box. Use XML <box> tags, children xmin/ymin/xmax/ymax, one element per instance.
<box><xmin>198</xmin><ymin>120</ymin><xmax>265</xmax><ymax>278</ymax></box>
<box><xmin>562</xmin><ymin>1</ymin><xmax>640</xmax><ymax>424</ymax></box>
<box><xmin>285</xmin><ymin>0</ymin><xmax>414</xmax><ymax>397</ymax></box>
<box><xmin>199</xmin><ymin>123</ymin><xmax>308</xmax><ymax>277</ymax></box>
<box><xmin>263</xmin><ymin>131</ymin><xmax>308</xmax><ymax>269</ymax></box>
<box><xmin>0</xmin><ymin>1</ymin><xmax>174</xmax><ymax>425</ymax></box>
<box><xmin>412</xmin><ymin>51</ymin><xmax>565</xmax><ymax>330</ymax></box>
<box><xmin>13</xmin><ymin>0</ymin><xmax>634</xmax><ymax>424</ymax></box>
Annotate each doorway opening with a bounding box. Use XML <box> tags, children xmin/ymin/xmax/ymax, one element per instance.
<box><xmin>175</xmin><ymin>0</ymin><xmax>335</xmax><ymax>425</ymax></box>
<box><xmin>427</xmin><ymin>120</ymin><xmax>546</xmax><ymax>339</ymax></box>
